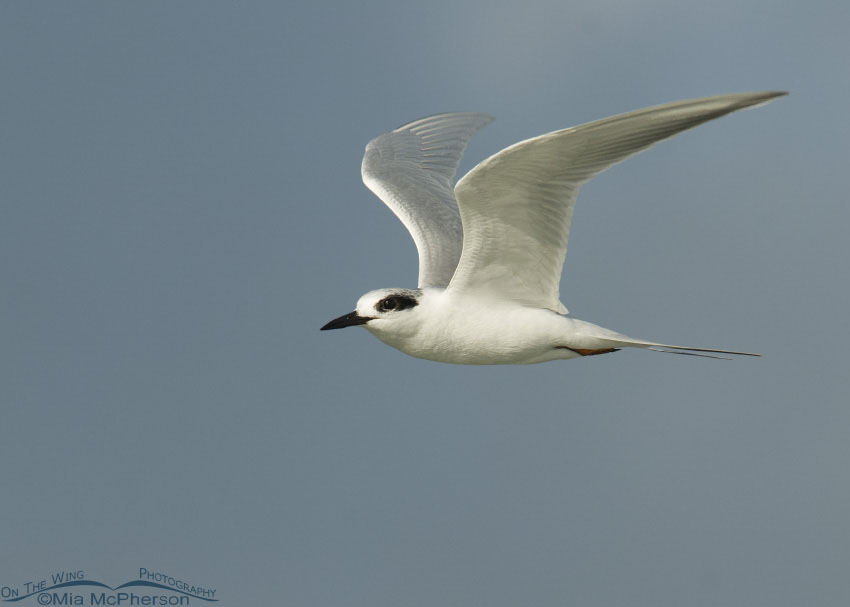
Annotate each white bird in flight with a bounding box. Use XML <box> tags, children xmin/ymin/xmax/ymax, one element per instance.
<box><xmin>322</xmin><ymin>91</ymin><xmax>785</xmax><ymax>364</ymax></box>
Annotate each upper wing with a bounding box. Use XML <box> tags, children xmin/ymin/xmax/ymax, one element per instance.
<box><xmin>361</xmin><ymin>112</ymin><xmax>494</xmax><ymax>288</ymax></box>
<box><xmin>448</xmin><ymin>91</ymin><xmax>786</xmax><ymax>312</ymax></box>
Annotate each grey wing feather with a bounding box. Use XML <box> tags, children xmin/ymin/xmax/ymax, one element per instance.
<box><xmin>361</xmin><ymin>112</ymin><xmax>494</xmax><ymax>288</ymax></box>
<box><xmin>450</xmin><ymin>91</ymin><xmax>786</xmax><ymax>312</ymax></box>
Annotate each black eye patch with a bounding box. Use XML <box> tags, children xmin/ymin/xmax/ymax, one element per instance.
<box><xmin>376</xmin><ymin>295</ymin><xmax>418</xmax><ymax>312</ymax></box>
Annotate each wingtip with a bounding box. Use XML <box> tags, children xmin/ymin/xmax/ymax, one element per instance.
<box><xmin>394</xmin><ymin>111</ymin><xmax>495</xmax><ymax>133</ymax></box>
<box><xmin>737</xmin><ymin>90</ymin><xmax>788</xmax><ymax>109</ymax></box>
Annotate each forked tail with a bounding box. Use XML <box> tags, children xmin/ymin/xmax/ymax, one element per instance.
<box><xmin>603</xmin><ymin>338</ymin><xmax>761</xmax><ymax>360</ymax></box>
<box><xmin>643</xmin><ymin>345</ymin><xmax>760</xmax><ymax>360</ymax></box>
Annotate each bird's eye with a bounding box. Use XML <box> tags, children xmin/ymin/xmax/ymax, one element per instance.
<box><xmin>380</xmin><ymin>297</ymin><xmax>398</xmax><ymax>311</ymax></box>
<box><xmin>374</xmin><ymin>293</ymin><xmax>418</xmax><ymax>313</ymax></box>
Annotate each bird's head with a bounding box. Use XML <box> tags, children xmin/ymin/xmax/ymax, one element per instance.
<box><xmin>321</xmin><ymin>288</ymin><xmax>422</xmax><ymax>335</ymax></box>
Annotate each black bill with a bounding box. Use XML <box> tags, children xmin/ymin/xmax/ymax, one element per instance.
<box><xmin>320</xmin><ymin>311</ymin><xmax>372</xmax><ymax>331</ymax></box>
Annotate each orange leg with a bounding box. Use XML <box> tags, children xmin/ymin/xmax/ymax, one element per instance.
<box><xmin>557</xmin><ymin>346</ymin><xmax>620</xmax><ymax>357</ymax></box>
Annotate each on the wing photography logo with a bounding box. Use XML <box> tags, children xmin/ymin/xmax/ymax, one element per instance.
<box><xmin>1</xmin><ymin>569</ymin><xmax>217</xmax><ymax>606</ymax></box>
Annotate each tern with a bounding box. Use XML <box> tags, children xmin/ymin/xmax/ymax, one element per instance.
<box><xmin>322</xmin><ymin>92</ymin><xmax>785</xmax><ymax>364</ymax></box>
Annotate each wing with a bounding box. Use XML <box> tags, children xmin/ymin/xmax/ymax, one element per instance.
<box><xmin>361</xmin><ymin>112</ymin><xmax>494</xmax><ymax>288</ymax></box>
<box><xmin>449</xmin><ymin>91</ymin><xmax>786</xmax><ymax>312</ymax></box>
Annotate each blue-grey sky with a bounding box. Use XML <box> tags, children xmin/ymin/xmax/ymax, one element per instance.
<box><xmin>1</xmin><ymin>1</ymin><xmax>848</xmax><ymax>606</ymax></box>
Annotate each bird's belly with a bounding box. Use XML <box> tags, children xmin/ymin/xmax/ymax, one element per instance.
<box><xmin>370</xmin><ymin>308</ymin><xmax>582</xmax><ymax>365</ymax></box>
